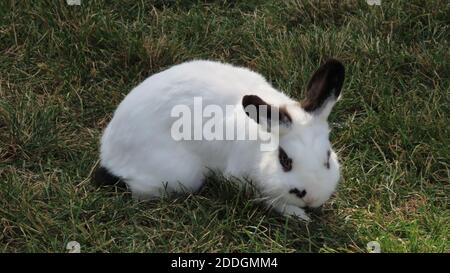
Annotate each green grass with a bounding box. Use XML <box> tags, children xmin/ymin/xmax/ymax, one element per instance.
<box><xmin>0</xmin><ymin>0</ymin><xmax>449</xmax><ymax>253</ymax></box>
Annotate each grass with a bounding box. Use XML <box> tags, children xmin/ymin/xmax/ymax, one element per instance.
<box><xmin>0</xmin><ymin>0</ymin><xmax>449</xmax><ymax>253</ymax></box>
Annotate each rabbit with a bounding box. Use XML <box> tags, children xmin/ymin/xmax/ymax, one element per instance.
<box><xmin>94</xmin><ymin>59</ymin><xmax>345</xmax><ymax>221</ymax></box>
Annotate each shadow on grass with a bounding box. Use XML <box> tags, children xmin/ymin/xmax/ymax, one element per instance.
<box><xmin>93</xmin><ymin>171</ymin><xmax>363</xmax><ymax>252</ymax></box>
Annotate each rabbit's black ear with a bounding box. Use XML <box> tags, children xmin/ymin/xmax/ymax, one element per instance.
<box><xmin>301</xmin><ymin>59</ymin><xmax>345</xmax><ymax>118</ymax></box>
<box><xmin>242</xmin><ymin>95</ymin><xmax>292</xmax><ymax>131</ymax></box>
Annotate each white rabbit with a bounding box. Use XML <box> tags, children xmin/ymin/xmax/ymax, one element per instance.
<box><xmin>95</xmin><ymin>59</ymin><xmax>345</xmax><ymax>221</ymax></box>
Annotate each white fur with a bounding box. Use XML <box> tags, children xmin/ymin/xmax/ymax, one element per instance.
<box><xmin>100</xmin><ymin>60</ymin><xmax>341</xmax><ymax>221</ymax></box>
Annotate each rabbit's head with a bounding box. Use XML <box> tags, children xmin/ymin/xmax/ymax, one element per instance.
<box><xmin>242</xmin><ymin>59</ymin><xmax>345</xmax><ymax>209</ymax></box>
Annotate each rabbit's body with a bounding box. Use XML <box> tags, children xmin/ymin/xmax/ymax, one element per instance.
<box><xmin>101</xmin><ymin>61</ymin><xmax>289</xmax><ymax>196</ymax></box>
<box><xmin>98</xmin><ymin>59</ymin><xmax>346</xmax><ymax>221</ymax></box>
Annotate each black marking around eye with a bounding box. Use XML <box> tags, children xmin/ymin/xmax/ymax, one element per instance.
<box><xmin>324</xmin><ymin>150</ymin><xmax>331</xmax><ymax>169</ymax></box>
<box><xmin>279</xmin><ymin>147</ymin><xmax>292</xmax><ymax>172</ymax></box>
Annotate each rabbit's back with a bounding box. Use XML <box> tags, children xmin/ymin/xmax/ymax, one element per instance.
<box><xmin>99</xmin><ymin>60</ymin><xmax>289</xmax><ymax>196</ymax></box>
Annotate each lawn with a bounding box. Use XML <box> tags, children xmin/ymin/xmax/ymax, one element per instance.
<box><xmin>0</xmin><ymin>0</ymin><xmax>448</xmax><ymax>253</ymax></box>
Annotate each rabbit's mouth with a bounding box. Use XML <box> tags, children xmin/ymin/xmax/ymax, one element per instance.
<box><xmin>303</xmin><ymin>206</ymin><xmax>324</xmax><ymax>216</ymax></box>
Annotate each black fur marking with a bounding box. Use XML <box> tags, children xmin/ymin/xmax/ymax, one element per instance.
<box><xmin>93</xmin><ymin>165</ymin><xmax>126</xmax><ymax>188</ymax></box>
<box><xmin>242</xmin><ymin>95</ymin><xmax>292</xmax><ymax>130</ymax></box>
<box><xmin>301</xmin><ymin>59</ymin><xmax>345</xmax><ymax>112</ymax></box>
<box><xmin>278</xmin><ymin>146</ymin><xmax>292</xmax><ymax>172</ymax></box>
<box><xmin>289</xmin><ymin>188</ymin><xmax>307</xmax><ymax>199</ymax></box>
<box><xmin>325</xmin><ymin>150</ymin><xmax>331</xmax><ymax>169</ymax></box>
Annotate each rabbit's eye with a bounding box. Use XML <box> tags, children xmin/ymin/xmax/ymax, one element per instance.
<box><xmin>279</xmin><ymin>147</ymin><xmax>292</xmax><ymax>172</ymax></box>
<box><xmin>324</xmin><ymin>150</ymin><xmax>331</xmax><ymax>169</ymax></box>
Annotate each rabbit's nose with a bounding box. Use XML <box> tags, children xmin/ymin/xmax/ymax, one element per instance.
<box><xmin>289</xmin><ymin>188</ymin><xmax>307</xmax><ymax>199</ymax></box>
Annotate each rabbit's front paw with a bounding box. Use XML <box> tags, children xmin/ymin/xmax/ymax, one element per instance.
<box><xmin>283</xmin><ymin>205</ymin><xmax>311</xmax><ymax>222</ymax></box>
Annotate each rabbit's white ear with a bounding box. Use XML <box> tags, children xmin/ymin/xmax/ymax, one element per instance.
<box><xmin>242</xmin><ymin>95</ymin><xmax>292</xmax><ymax>133</ymax></box>
<box><xmin>301</xmin><ymin>59</ymin><xmax>345</xmax><ymax>119</ymax></box>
